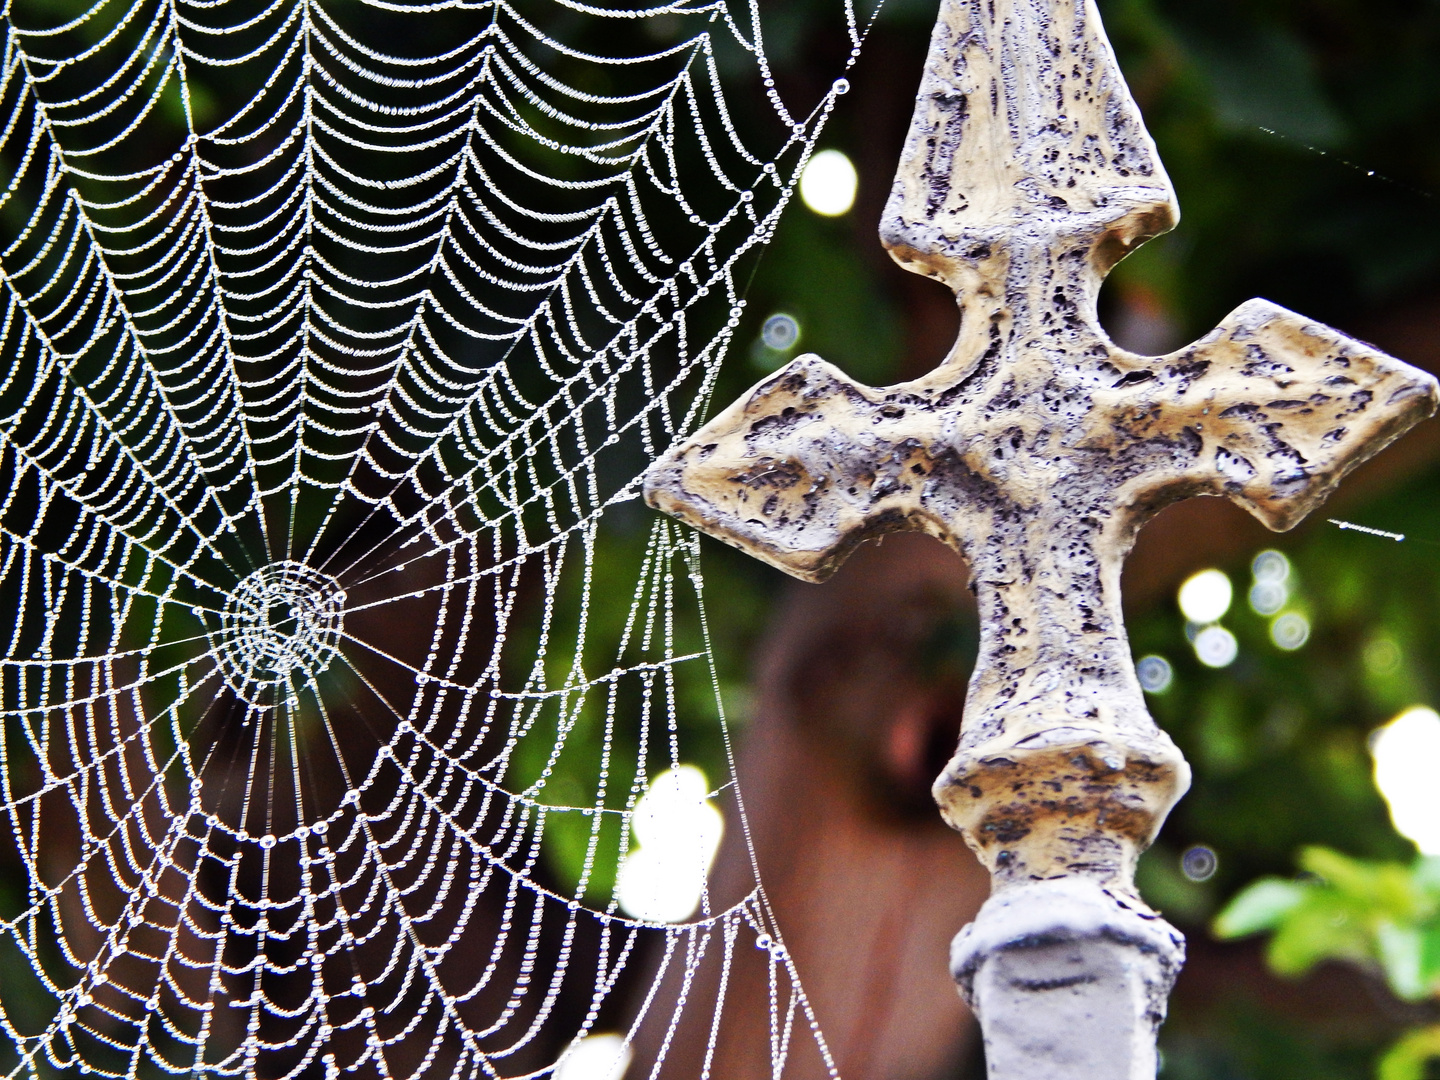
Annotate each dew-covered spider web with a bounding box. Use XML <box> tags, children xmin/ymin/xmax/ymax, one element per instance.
<box><xmin>0</xmin><ymin>0</ymin><xmax>865</xmax><ymax>1074</ymax></box>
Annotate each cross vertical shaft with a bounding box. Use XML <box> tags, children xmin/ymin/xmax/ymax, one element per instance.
<box><xmin>644</xmin><ymin>0</ymin><xmax>1439</xmax><ymax>1076</ymax></box>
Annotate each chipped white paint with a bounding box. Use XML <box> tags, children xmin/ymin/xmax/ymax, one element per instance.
<box><xmin>643</xmin><ymin>0</ymin><xmax>1439</xmax><ymax>1075</ymax></box>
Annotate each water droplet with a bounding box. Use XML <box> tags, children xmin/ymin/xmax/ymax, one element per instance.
<box><xmin>833</xmin><ymin>78</ymin><xmax>849</xmax><ymax>95</ymax></box>
<box><xmin>210</xmin><ymin>563</ymin><xmax>343</xmax><ymax>706</ymax></box>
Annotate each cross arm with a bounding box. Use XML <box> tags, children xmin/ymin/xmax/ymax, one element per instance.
<box><xmin>643</xmin><ymin>354</ymin><xmax>960</xmax><ymax>584</ymax></box>
<box><xmin>1095</xmin><ymin>299</ymin><xmax>1439</xmax><ymax>536</ymax></box>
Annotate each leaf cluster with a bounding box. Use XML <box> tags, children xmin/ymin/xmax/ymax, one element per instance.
<box><xmin>1216</xmin><ymin>847</ymin><xmax>1440</xmax><ymax>1003</ymax></box>
<box><xmin>1216</xmin><ymin>849</ymin><xmax>1440</xmax><ymax>1080</ymax></box>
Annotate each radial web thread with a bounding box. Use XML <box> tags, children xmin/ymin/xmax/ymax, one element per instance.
<box><xmin>0</xmin><ymin>0</ymin><xmax>862</xmax><ymax>1075</ymax></box>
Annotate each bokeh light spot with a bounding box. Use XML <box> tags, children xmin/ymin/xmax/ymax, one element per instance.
<box><xmin>1371</xmin><ymin>707</ymin><xmax>1440</xmax><ymax>855</ymax></box>
<box><xmin>1181</xmin><ymin>845</ymin><xmax>1218</xmax><ymax>882</ymax></box>
<box><xmin>1249</xmin><ymin>581</ymin><xmax>1287</xmax><ymax>616</ymax></box>
<box><xmin>555</xmin><ymin>1034</ymin><xmax>632</xmax><ymax>1080</ymax></box>
<box><xmin>1251</xmin><ymin>550</ymin><xmax>1291</xmax><ymax>584</ymax></box>
<box><xmin>799</xmin><ymin>149</ymin><xmax>858</xmax><ymax>216</ymax></box>
<box><xmin>1136</xmin><ymin>655</ymin><xmax>1173</xmax><ymax>694</ymax></box>
<box><xmin>615</xmin><ymin>766</ymin><xmax>724</xmax><ymax>923</ymax></box>
<box><xmin>1364</xmin><ymin>636</ymin><xmax>1402</xmax><ymax>676</ymax></box>
<box><xmin>1194</xmin><ymin>625</ymin><xmax>1238</xmax><ymax>668</ymax></box>
<box><xmin>1249</xmin><ymin>550</ymin><xmax>1291</xmax><ymax>615</ymax></box>
<box><xmin>1270</xmin><ymin>612</ymin><xmax>1310</xmax><ymax>651</ymax></box>
<box><xmin>761</xmin><ymin>313</ymin><xmax>800</xmax><ymax>351</ymax></box>
<box><xmin>1178</xmin><ymin>569</ymin><xmax>1232</xmax><ymax>624</ymax></box>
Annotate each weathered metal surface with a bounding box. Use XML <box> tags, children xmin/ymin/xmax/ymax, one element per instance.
<box><xmin>643</xmin><ymin>0</ymin><xmax>1439</xmax><ymax>1075</ymax></box>
<box><xmin>950</xmin><ymin>878</ymin><xmax>1183</xmax><ymax>1080</ymax></box>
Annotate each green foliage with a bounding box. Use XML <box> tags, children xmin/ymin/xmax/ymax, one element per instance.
<box><xmin>1215</xmin><ymin>848</ymin><xmax>1440</xmax><ymax>999</ymax></box>
<box><xmin>1380</xmin><ymin>1027</ymin><xmax>1440</xmax><ymax>1080</ymax></box>
<box><xmin>742</xmin><ymin>209</ymin><xmax>903</xmax><ymax>386</ymax></box>
<box><xmin>1214</xmin><ymin>850</ymin><xmax>1440</xmax><ymax>1080</ymax></box>
<box><xmin>1130</xmin><ymin>474</ymin><xmax>1440</xmax><ymax>908</ymax></box>
<box><xmin>1</xmin><ymin>0</ymin><xmax>1433</xmax><ymax>1068</ymax></box>
<box><xmin>1162</xmin><ymin>1011</ymin><xmax>1381</xmax><ymax>1080</ymax></box>
<box><xmin>1127</xmin><ymin>471</ymin><xmax>1440</xmax><ymax>1080</ymax></box>
<box><xmin>1212</xmin><ymin>879</ymin><xmax>1311</xmax><ymax>940</ymax></box>
<box><xmin>603</xmin><ymin>2</ymin><xmax>1440</xmax><ymax>1075</ymax></box>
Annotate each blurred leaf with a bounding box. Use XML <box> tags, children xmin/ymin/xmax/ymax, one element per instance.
<box><xmin>1414</xmin><ymin>857</ymin><xmax>1440</xmax><ymax>894</ymax></box>
<box><xmin>1216</xmin><ymin>847</ymin><xmax>1440</xmax><ymax>1002</ymax></box>
<box><xmin>1266</xmin><ymin>895</ymin><xmax>1371</xmax><ymax>977</ymax></box>
<box><xmin>1214</xmin><ymin>878</ymin><xmax>1308</xmax><ymax>938</ymax></box>
<box><xmin>1422</xmin><ymin>924</ymin><xmax>1440</xmax><ymax>992</ymax></box>
<box><xmin>1300</xmin><ymin>846</ymin><xmax>1430</xmax><ymax>922</ymax></box>
<box><xmin>1376</xmin><ymin>923</ymin><xmax>1429</xmax><ymax>1002</ymax></box>
<box><xmin>1378</xmin><ymin>1025</ymin><xmax>1440</xmax><ymax>1080</ymax></box>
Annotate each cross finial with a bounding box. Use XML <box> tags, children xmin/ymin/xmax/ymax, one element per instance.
<box><xmin>645</xmin><ymin>1</ymin><xmax>1438</xmax><ymax>1075</ymax></box>
<box><xmin>882</xmin><ymin>0</ymin><xmax>1176</xmax><ymax>304</ymax></box>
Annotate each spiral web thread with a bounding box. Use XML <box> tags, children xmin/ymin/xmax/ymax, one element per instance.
<box><xmin>0</xmin><ymin>0</ymin><xmax>863</xmax><ymax>1075</ymax></box>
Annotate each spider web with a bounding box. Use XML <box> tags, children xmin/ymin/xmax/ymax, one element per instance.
<box><xmin>0</xmin><ymin>0</ymin><xmax>862</xmax><ymax>1074</ymax></box>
